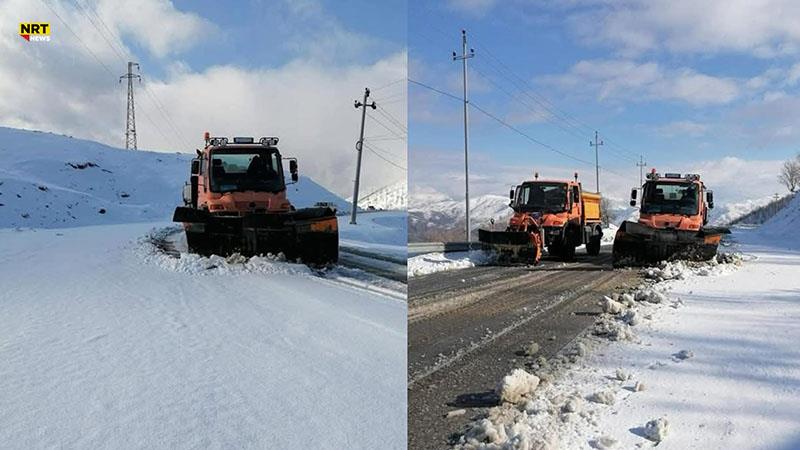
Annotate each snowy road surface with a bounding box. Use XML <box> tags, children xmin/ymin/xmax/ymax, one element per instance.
<box><xmin>0</xmin><ymin>223</ymin><xmax>406</xmax><ymax>449</ymax></box>
<box><xmin>407</xmin><ymin>248</ymin><xmax>642</xmax><ymax>449</ymax></box>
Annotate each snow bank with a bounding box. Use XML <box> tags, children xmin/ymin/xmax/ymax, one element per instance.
<box><xmin>0</xmin><ymin>126</ymin><xmax>347</xmax><ymax>229</ymax></box>
<box><xmin>496</xmin><ymin>369</ymin><xmax>540</xmax><ymax>404</ymax></box>
<box><xmin>408</xmin><ymin>250</ymin><xmax>496</xmax><ymax>277</ymax></box>
<box><xmin>454</xmin><ymin>246</ymin><xmax>750</xmax><ymax>449</ymax></box>
<box><xmin>754</xmin><ymin>192</ymin><xmax>800</xmax><ymax>247</ymax></box>
<box><xmin>137</xmin><ymin>230</ymin><xmax>314</xmax><ymax>277</ymax></box>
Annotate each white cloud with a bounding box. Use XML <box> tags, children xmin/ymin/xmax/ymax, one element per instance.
<box><xmin>540</xmin><ymin>59</ymin><xmax>740</xmax><ymax>106</ymax></box>
<box><xmin>445</xmin><ymin>0</ymin><xmax>501</xmax><ymax>17</ymax></box>
<box><xmin>567</xmin><ymin>0</ymin><xmax>800</xmax><ymax>58</ymax></box>
<box><xmin>656</xmin><ymin>120</ymin><xmax>708</xmax><ymax>137</ymax></box>
<box><xmin>0</xmin><ymin>0</ymin><xmax>406</xmax><ymax>197</ymax></box>
<box><xmin>96</xmin><ymin>0</ymin><xmax>211</xmax><ymax>58</ymax></box>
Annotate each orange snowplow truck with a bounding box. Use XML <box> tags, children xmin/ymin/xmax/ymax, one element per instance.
<box><xmin>173</xmin><ymin>134</ymin><xmax>338</xmax><ymax>264</ymax></box>
<box><xmin>479</xmin><ymin>173</ymin><xmax>603</xmax><ymax>264</ymax></box>
<box><xmin>612</xmin><ymin>170</ymin><xmax>729</xmax><ymax>267</ymax></box>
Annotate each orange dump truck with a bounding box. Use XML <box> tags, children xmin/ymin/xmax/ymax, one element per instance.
<box><xmin>479</xmin><ymin>173</ymin><xmax>603</xmax><ymax>264</ymax></box>
<box><xmin>612</xmin><ymin>170</ymin><xmax>729</xmax><ymax>267</ymax></box>
<box><xmin>173</xmin><ymin>134</ymin><xmax>338</xmax><ymax>264</ymax></box>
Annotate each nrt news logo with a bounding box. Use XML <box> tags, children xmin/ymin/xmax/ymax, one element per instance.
<box><xmin>19</xmin><ymin>22</ymin><xmax>50</xmax><ymax>42</ymax></box>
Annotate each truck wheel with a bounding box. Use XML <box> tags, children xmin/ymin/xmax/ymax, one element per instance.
<box><xmin>300</xmin><ymin>233</ymin><xmax>339</xmax><ymax>265</ymax></box>
<box><xmin>186</xmin><ymin>230</ymin><xmax>209</xmax><ymax>255</ymax></box>
<box><xmin>586</xmin><ymin>235</ymin><xmax>601</xmax><ymax>256</ymax></box>
<box><xmin>561</xmin><ymin>244</ymin><xmax>576</xmax><ymax>261</ymax></box>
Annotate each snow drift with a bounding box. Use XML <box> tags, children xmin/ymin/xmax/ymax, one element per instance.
<box><xmin>0</xmin><ymin>127</ymin><xmax>347</xmax><ymax>229</ymax></box>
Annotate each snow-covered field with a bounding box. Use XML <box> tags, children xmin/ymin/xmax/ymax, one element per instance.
<box><xmin>0</xmin><ymin>223</ymin><xmax>407</xmax><ymax>449</ymax></box>
<box><xmin>455</xmin><ymin>194</ymin><xmax>800</xmax><ymax>449</ymax></box>
<box><xmin>0</xmin><ymin>127</ymin><xmax>407</xmax><ymax>449</ymax></box>
<box><xmin>339</xmin><ymin>210</ymin><xmax>407</xmax><ymax>261</ymax></box>
<box><xmin>0</xmin><ymin>127</ymin><xmax>348</xmax><ymax>229</ymax></box>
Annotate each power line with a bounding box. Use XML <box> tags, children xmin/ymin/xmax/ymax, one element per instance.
<box><xmin>367</xmin><ymin>114</ymin><xmax>407</xmax><ymax>141</ymax></box>
<box><xmin>363</xmin><ymin>142</ymin><xmax>407</xmax><ymax>171</ymax></box>
<box><xmin>408</xmin><ymin>79</ymin><xmax>627</xmax><ymax>178</ymax></box>
<box><xmin>40</xmin><ymin>0</ymin><xmax>177</xmax><ymax>149</ymax></box>
<box><xmin>374</xmin><ymin>104</ymin><xmax>407</xmax><ymax>133</ymax></box>
<box><xmin>408</xmin><ymin>8</ymin><xmax>644</xmax><ymax>164</ymax></box>
<box><xmin>371</xmin><ymin>78</ymin><xmax>406</xmax><ymax>92</ymax></box>
<box><xmin>68</xmin><ymin>0</ymin><xmax>192</xmax><ymax>150</ymax></box>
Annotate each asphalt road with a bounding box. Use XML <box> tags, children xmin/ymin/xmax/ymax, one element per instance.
<box><xmin>407</xmin><ymin>247</ymin><xmax>642</xmax><ymax>449</ymax></box>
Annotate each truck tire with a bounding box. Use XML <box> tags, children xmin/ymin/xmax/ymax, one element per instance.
<box><xmin>586</xmin><ymin>235</ymin><xmax>601</xmax><ymax>256</ymax></box>
<box><xmin>186</xmin><ymin>230</ymin><xmax>210</xmax><ymax>256</ymax></box>
<box><xmin>561</xmin><ymin>243</ymin><xmax>576</xmax><ymax>261</ymax></box>
<box><xmin>299</xmin><ymin>233</ymin><xmax>339</xmax><ymax>265</ymax></box>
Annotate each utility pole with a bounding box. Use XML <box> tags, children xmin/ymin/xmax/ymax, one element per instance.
<box><xmin>636</xmin><ymin>155</ymin><xmax>647</xmax><ymax>187</ymax></box>
<box><xmin>590</xmin><ymin>130</ymin><xmax>603</xmax><ymax>192</ymax></box>
<box><xmin>119</xmin><ymin>61</ymin><xmax>141</xmax><ymax>150</ymax></box>
<box><xmin>453</xmin><ymin>29</ymin><xmax>475</xmax><ymax>242</ymax></box>
<box><xmin>350</xmin><ymin>87</ymin><xmax>376</xmax><ymax>225</ymax></box>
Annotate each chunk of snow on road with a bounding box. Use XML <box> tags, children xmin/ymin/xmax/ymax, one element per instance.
<box><xmin>523</xmin><ymin>341</ymin><xmax>541</xmax><ymax>357</ymax></box>
<box><xmin>643</xmin><ymin>417</ymin><xmax>669</xmax><ymax>442</ymax></box>
<box><xmin>634</xmin><ymin>381</ymin><xmax>646</xmax><ymax>392</ymax></box>
<box><xmin>634</xmin><ymin>288</ymin><xmax>666</xmax><ymax>304</ymax></box>
<box><xmin>672</xmin><ymin>349</ymin><xmax>694</xmax><ymax>361</ymax></box>
<box><xmin>591</xmin><ymin>435</ymin><xmax>618</xmax><ymax>449</ymax></box>
<box><xmin>496</xmin><ymin>369</ymin><xmax>540</xmax><ymax>404</ymax></box>
<box><xmin>589</xmin><ymin>390</ymin><xmax>616</xmax><ymax>405</ymax></box>
<box><xmin>601</xmin><ymin>296</ymin><xmax>624</xmax><ymax>315</ymax></box>
<box><xmin>614</xmin><ymin>368</ymin><xmax>630</xmax><ymax>381</ymax></box>
<box><xmin>446</xmin><ymin>409</ymin><xmax>467</xmax><ymax>418</ymax></box>
<box><xmin>408</xmin><ymin>250</ymin><xmax>495</xmax><ymax>277</ymax></box>
<box><xmin>562</xmin><ymin>396</ymin><xmax>583</xmax><ymax>414</ymax></box>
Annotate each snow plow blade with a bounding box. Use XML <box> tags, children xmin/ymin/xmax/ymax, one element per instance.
<box><xmin>612</xmin><ymin>221</ymin><xmax>730</xmax><ymax>267</ymax></box>
<box><xmin>478</xmin><ymin>228</ymin><xmax>541</xmax><ymax>265</ymax></box>
<box><xmin>173</xmin><ymin>206</ymin><xmax>339</xmax><ymax>264</ymax></box>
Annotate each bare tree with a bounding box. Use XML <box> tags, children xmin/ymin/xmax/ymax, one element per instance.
<box><xmin>778</xmin><ymin>155</ymin><xmax>800</xmax><ymax>193</ymax></box>
<box><xmin>600</xmin><ymin>198</ymin><xmax>617</xmax><ymax>227</ymax></box>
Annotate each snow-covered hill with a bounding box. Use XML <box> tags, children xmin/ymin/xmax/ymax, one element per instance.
<box><xmin>0</xmin><ymin>127</ymin><xmax>347</xmax><ymax>229</ymax></box>
<box><xmin>354</xmin><ymin>180</ymin><xmax>407</xmax><ymax>211</ymax></box>
<box><xmin>409</xmin><ymin>189</ymin><xmax>511</xmax><ymax>242</ymax></box>
<box><xmin>756</xmin><ymin>192</ymin><xmax>799</xmax><ymax>244</ymax></box>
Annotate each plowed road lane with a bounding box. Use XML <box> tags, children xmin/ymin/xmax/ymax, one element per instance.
<box><xmin>407</xmin><ymin>248</ymin><xmax>641</xmax><ymax>449</ymax></box>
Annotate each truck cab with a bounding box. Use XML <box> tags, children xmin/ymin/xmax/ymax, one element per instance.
<box><xmin>629</xmin><ymin>171</ymin><xmax>713</xmax><ymax>232</ymax></box>
<box><xmin>174</xmin><ymin>134</ymin><xmax>338</xmax><ymax>263</ymax></box>
<box><xmin>183</xmin><ymin>136</ymin><xmax>297</xmax><ymax>216</ymax></box>
<box><xmin>508</xmin><ymin>175</ymin><xmax>602</xmax><ymax>258</ymax></box>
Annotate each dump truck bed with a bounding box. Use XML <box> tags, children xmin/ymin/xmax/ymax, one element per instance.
<box><xmin>581</xmin><ymin>191</ymin><xmax>601</xmax><ymax>222</ymax></box>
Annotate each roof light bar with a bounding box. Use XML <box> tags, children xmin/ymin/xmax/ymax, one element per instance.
<box><xmin>233</xmin><ymin>137</ymin><xmax>254</xmax><ymax>144</ymax></box>
<box><xmin>260</xmin><ymin>137</ymin><xmax>279</xmax><ymax>146</ymax></box>
<box><xmin>664</xmin><ymin>173</ymin><xmax>681</xmax><ymax>179</ymax></box>
<box><xmin>208</xmin><ymin>137</ymin><xmax>228</xmax><ymax>146</ymax></box>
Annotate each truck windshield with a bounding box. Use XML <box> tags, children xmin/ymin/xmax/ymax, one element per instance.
<box><xmin>209</xmin><ymin>149</ymin><xmax>284</xmax><ymax>193</ymax></box>
<box><xmin>641</xmin><ymin>182</ymin><xmax>698</xmax><ymax>215</ymax></box>
<box><xmin>516</xmin><ymin>182</ymin><xmax>567</xmax><ymax>213</ymax></box>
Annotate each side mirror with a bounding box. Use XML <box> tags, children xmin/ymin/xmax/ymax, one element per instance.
<box><xmin>509</xmin><ymin>189</ymin><xmax>514</xmax><ymax>200</ymax></box>
<box><xmin>707</xmin><ymin>190</ymin><xmax>714</xmax><ymax>209</ymax></box>
<box><xmin>630</xmin><ymin>188</ymin><xmax>637</xmax><ymax>207</ymax></box>
<box><xmin>190</xmin><ymin>159</ymin><xmax>200</xmax><ymax>175</ymax></box>
<box><xmin>289</xmin><ymin>160</ymin><xmax>298</xmax><ymax>182</ymax></box>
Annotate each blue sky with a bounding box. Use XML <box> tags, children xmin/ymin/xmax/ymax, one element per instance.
<box><xmin>408</xmin><ymin>0</ymin><xmax>800</xmax><ymax>205</ymax></box>
<box><xmin>0</xmin><ymin>0</ymin><xmax>407</xmax><ymax>197</ymax></box>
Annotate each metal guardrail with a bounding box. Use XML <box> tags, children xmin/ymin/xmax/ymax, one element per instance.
<box><xmin>408</xmin><ymin>241</ymin><xmax>486</xmax><ymax>257</ymax></box>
